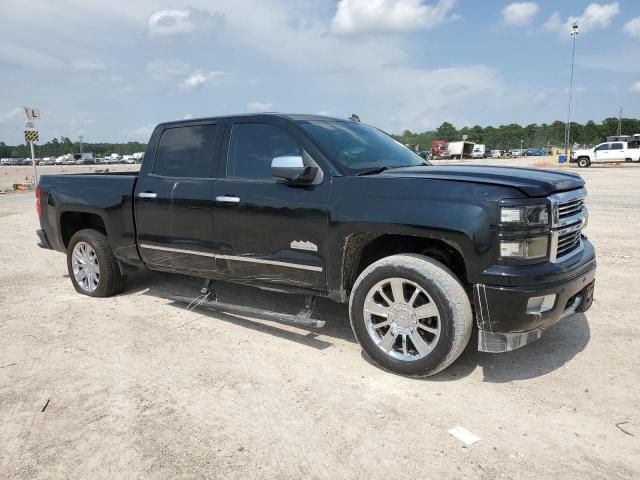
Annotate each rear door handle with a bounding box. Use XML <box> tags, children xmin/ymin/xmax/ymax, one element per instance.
<box><xmin>137</xmin><ymin>192</ymin><xmax>157</xmax><ymax>199</ymax></box>
<box><xmin>215</xmin><ymin>196</ymin><xmax>240</xmax><ymax>204</ymax></box>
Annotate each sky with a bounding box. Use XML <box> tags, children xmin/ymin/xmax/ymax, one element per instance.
<box><xmin>0</xmin><ymin>0</ymin><xmax>639</xmax><ymax>145</ymax></box>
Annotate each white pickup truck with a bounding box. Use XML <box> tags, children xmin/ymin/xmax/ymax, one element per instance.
<box><xmin>571</xmin><ymin>141</ymin><xmax>640</xmax><ymax>167</ymax></box>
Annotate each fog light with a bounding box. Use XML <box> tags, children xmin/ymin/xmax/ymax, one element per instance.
<box><xmin>526</xmin><ymin>294</ymin><xmax>556</xmax><ymax>314</ymax></box>
<box><xmin>500</xmin><ymin>237</ymin><xmax>548</xmax><ymax>259</ymax></box>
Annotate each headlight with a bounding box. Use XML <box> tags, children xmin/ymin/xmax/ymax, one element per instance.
<box><xmin>500</xmin><ymin>205</ymin><xmax>549</xmax><ymax>225</ymax></box>
<box><xmin>500</xmin><ymin>237</ymin><xmax>548</xmax><ymax>259</ymax></box>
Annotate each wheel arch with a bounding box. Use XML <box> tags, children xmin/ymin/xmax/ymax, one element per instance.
<box><xmin>341</xmin><ymin>233</ymin><xmax>468</xmax><ymax>295</ymax></box>
<box><xmin>59</xmin><ymin>210</ymin><xmax>108</xmax><ymax>249</ymax></box>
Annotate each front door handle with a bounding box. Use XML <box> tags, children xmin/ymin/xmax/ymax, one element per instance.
<box><xmin>137</xmin><ymin>192</ymin><xmax>157</xmax><ymax>199</ymax></box>
<box><xmin>215</xmin><ymin>196</ymin><xmax>240</xmax><ymax>204</ymax></box>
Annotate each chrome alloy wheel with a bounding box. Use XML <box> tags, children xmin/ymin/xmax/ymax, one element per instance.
<box><xmin>363</xmin><ymin>277</ymin><xmax>441</xmax><ymax>361</ymax></box>
<box><xmin>71</xmin><ymin>241</ymin><xmax>100</xmax><ymax>293</ymax></box>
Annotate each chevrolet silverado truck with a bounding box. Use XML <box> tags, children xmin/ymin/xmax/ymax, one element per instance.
<box><xmin>571</xmin><ymin>141</ymin><xmax>640</xmax><ymax>167</ymax></box>
<box><xmin>35</xmin><ymin>114</ymin><xmax>596</xmax><ymax>377</ymax></box>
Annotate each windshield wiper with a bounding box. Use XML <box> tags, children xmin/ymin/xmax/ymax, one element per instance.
<box><xmin>356</xmin><ymin>166</ymin><xmax>390</xmax><ymax>176</ymax></box>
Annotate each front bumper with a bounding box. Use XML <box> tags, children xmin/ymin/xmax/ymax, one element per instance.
<box><xmin>477</xmin><ymin>281</ymin><xmax>594</xmax><ymax>353</ymax></box>
<box><xmin>475</xmin><ymin>243</ymin><xmax>596</xmax><ymax>353</ymax></box>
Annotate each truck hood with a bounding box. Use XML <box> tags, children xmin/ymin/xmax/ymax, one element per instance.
<box><xmin>380</xmin><ymin>165</ymin><xmax>584</xmax><ymax>197</ymax></box>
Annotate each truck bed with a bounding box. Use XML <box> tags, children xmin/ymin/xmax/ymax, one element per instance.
<box><xmin>37</xmin><ymin>173</ymin><xmax>140</xmax><ymax>268</ymax></box>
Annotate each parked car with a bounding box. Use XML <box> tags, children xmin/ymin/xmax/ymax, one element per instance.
<box><xmin>75</xmin><ymin>158</ymin><xmax>96</xmax><ymax>165</ymax></box>
<box><xmin>525</xmin><ymin>149</ymin><xmax>545</xmax><ymax>156</ymax></box>
<box><xmin>571</xmin><ymin>141</ymin><xmax>640</xmax><ymax>167</ymax></box>
<box><xmin>36</xmin><ymin>113</ymin><xmax>596</xmax><ymax>377</ymax></box>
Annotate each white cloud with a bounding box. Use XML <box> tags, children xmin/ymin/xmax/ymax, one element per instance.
<box><xmin>543</xmin><ymin>11</ymin><xmax>562</xmax><ymax>32</ymax></box>
<box><xmin>568</xmin><ymin>2</ymin><xmax>619</xmax><ymax>31</ymax></box>
<box><xmin>630</xmin><ymin>81</ymin><xmax>640</xmax><ymax>93</ymax></box>
<box><xmin>545</xmin><ymin>3</ymin><xmax>620</xmax><ymax>35</ymax></box>
<box><xmin>624</xmin><ymin>17</ymin><xmax>640</xmax><ymax>38</ymax></box>
<box><xmin>147</xmin><ymin>8</ymin><xmax>224</xmax><ymax>36</ymax></box>
<box><xmin>0</xmin><ymin>108</ymin><xmax>23</xmax><ymax>124</ymax></box>
<box><xmin>183</xmin><ymin>114</ymin><xmax>194</xmax><ymax>119</ymax></box>
<box><xmin>331</xmin><ymin>0</ymin><xmax>457</xmax><ymax>35</ymax></box>
<box><xmin>181</xmin><ymin>71</ymin><xmax>224</xmax><ymax>89</ymax></box>
<box><xmin>247</xmin><ymin>102</ymin><xmax>273</xmax><ymax>113</ymax></box>
<box><xmin>502</xmin><ymin>2</ymin><xmax>539</xmax><ymax>26</ymax></box>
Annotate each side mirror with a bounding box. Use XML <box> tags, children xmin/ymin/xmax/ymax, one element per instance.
<box><xmin>271</xmin><ymin>156</ymin><xmax>318</xmax><ymax>184</ymax></box>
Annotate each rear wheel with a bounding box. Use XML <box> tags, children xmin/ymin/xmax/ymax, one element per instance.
<box><xmin>67</xmin><ymin>229</ymin><xmax>126</xmax><ymax>297</ymax></box>
<box><xmin>349</xmin><ymin>254</ymin><xmax>472</xmax><ymax>377</ymax></box>
<box><xmin>577</xmin><ymin>157</ymin><xmax>591</xmax><ymax>168</ymax></box>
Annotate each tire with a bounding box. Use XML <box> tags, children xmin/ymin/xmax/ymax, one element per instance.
<box><xmin>67</xmin><ymin>229</ymin><xmax>126</xmax><ymax>297</ymax></box>
<box><xmin>349</xmin><ymin>254</ymin><xmax>472</xmax><ymax>377</ymax></box>
<box><xmin>577</xmin><ymin>157</ymin><xmax>591</xmax><ymax>168</ymax></box>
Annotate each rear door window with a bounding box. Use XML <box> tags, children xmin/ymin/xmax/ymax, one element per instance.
<box><xmin>152</xmin><ymin>125</ymin><xmax>219</xmax><ymax>178</ymax></box>
<box><xmin>227</xmin><ymin>123</ymin><xmax>301</xmax><ymax>180</ymax></box>
<box><xmin>611</xmin><ymin>143</ymin><xmax>623</xmax><ymax>150</ymax></box>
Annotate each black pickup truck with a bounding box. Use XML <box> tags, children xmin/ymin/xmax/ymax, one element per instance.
<box><xmin>36</xmin><ymin>114</ymin><xmax>596</xmax><ymax>376</ymax></box>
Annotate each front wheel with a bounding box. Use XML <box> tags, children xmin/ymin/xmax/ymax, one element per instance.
<box><xmin>349</xmin><ymin>254</ymin><xmax>472</xmax><ymax>377</ymax></box>
<box><xmin>577</xmin><ymin>157</ymin><xmax>591</xmax><ymax>168</ymax></box>
<box><xmin>67</xmin><ymin>229</ymin><xmax>126</xmax><ymax>297</ymax></box>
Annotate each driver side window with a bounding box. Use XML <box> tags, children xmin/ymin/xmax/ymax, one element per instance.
<box><xmin>227</xmin><ymin>123</ymin><xmax>302</xmax><ymax>180</ymax></box>
<box><xmin>595</xmin><ymin>143</ymin><xmax>610</xmax><ymax>151</ymax></box>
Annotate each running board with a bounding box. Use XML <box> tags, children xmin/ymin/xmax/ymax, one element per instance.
<box><xmin>168</xmin><ymin>295</ymin><xmax>326</xmax><ymax>328</ymax></box>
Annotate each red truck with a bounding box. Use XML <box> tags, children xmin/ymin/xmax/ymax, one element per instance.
<box><xmin>431</xmin><ymin>140</ymin><xmax>448</xmax><ymax>158</ymax></box>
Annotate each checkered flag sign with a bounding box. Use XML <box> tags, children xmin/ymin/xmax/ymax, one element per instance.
<box><xmin>25</xmin><ymin>129</ymin><xmax>39</xmax><ymax>143</ymax></box>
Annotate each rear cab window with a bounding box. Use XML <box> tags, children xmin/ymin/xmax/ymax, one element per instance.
<box><xmin>152</xmin><ymin>124</ymin><xmax>219</xmax><ymax>178</ymax></box>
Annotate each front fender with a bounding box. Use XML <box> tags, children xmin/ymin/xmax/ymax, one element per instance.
<box><xmin>326</xmin><ymin>176</ymin><xmax>523</xmax><ymax>294</ymax></box>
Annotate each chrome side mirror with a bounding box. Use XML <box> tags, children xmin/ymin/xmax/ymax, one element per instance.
<box><xmin>271</xmin><ymin>156</ymin><xmax>317</xmax><ymax>184</ymax></box>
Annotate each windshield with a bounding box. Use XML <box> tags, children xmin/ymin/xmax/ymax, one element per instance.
<box><xmin>298</xmin><ymin>120</ymin><xmax>429</xmax><ymax>173</ymax></box>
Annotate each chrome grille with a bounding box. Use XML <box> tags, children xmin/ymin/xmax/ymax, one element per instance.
<box><xmin>549</xmin><ymin>189</ymin><xmax>587</xmax><ymax>262</ymax></box>
<box><xmin>557</xmin><ymin>227</ymin><xmax>582</xmax><ymax>257</ymax></box>
<box><xmin>558</xmin><ymin>198</ymin><xmax>584</xmax><ymax>221</ymax></box>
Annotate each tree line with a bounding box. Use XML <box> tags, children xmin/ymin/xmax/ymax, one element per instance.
<box><xmin>0</xmin><ymin>137</ymin><xmax>147</xmax><ymax>159</ymax></box>
<box><xmin>2</xmin><ymin>116</ymin><xmax>639</xmax><ymax>158</ymax></box>
<box><xmin>395</xmin><ymin>117</ymin><xmax>640</xmax><ymax>151</ymax></box>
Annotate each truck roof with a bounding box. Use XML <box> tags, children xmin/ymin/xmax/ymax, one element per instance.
<box><xmin>155</xmin><ymin>113</ymin><xmax>348</xmax><ymax>129</ymax></box>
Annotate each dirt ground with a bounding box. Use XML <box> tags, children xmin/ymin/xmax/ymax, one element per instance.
<box><xmin>1</xmin><ymin>158</ymin><xmax>639</xmax><ymax>479</ymax></box>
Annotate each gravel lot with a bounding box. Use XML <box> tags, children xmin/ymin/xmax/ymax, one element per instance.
<box><xmin>1</xmin><ymin>158</ymin><xmax>639</xmax><ymax>479</ymax></box>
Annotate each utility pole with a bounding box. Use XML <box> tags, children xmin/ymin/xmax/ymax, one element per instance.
<box><xmin>563</xmin><ymin>22</ymin><xmax>579</xmax><ymax>157</ymax></box>
<box><xmin>78</xmin><ymin>135</ymin><xmax>84</xmax><ymax>153</ymax></box>
<box><xmin>617</xmin><ymin>106</ymin><xmax>623</xmax><ymax>137</ymax></box>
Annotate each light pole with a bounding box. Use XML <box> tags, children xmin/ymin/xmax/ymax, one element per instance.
<box><xmin>563</xmin><ymin>22</ymin><xmax>579</xmax><ymax>157</ymax></box>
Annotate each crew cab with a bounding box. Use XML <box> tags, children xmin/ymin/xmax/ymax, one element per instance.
<box><xmin>571</xmin><ymin>141</ymin><xmax>640</xmax><ymax>167</ymax></box>
<box><xmin>35</xmin><ymin>114</ymin><xmax>596</xmax><ymax>377</ymax></box>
